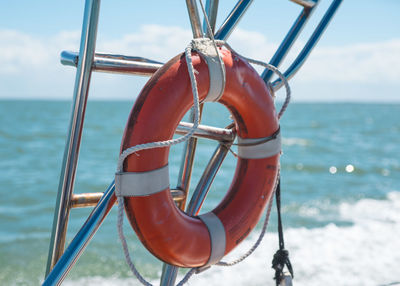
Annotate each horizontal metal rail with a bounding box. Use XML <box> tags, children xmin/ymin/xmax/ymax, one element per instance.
<box><xmin>70</xmin><ymin>189</ymin><xmax>185</xmax><ymax>209</ymax></box>
<box><xmin>67</xmin><ymin>122</ymin><xmax>232</xmax><ymax>209</ymax></box>
<box><xmin>43</xmin><ymin>181</ymin><xmax>116</xmax><ymax>286</ymax></box>
<box><xmin>61</xmin><ymin>51</ymin><xmax>163</xmax><ymax>76</ymax></box>
<box><xmin>176</xmin><ymin>122</ymin><xmax>235</xmax><ymax>142</ymax></box>
<box><xmin>71</xmin><ymin>192</ymin><xmax>104</xmax><ymax>208</ymax></box>
<box><xmin>170</xmin><ymin>189</ymin><xmax>186</xmax><ymax>202</ymax></box>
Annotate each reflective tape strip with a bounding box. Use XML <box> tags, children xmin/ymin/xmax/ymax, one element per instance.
<box><xmin>115</xmin><ymin>165</ymin><xmax>169</xmax><ymax>197</ymax></box>
<box><xmin>237</xmin><ymin>131</ymin><xmax>281</xmax><ymax>159</ymax></box>
<box><xmin>198</xmin><ymin>212</ymin><xmax>226</xmax><ymax>267</ymax></box>
<box><xmin>192</xmin><ymin>38</ymin><xmax>225</xmax><ymax>102</ymax></box>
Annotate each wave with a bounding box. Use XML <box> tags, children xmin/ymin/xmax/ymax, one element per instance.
<box><xmin>63</xmin><ymin>192</ymin><xmax>400</xmax><ymax>286</ymax></box>
<box><xmin>282</xmin><ymin>137</ymin><xmax>311</xmax><ymax>147</ymax></box>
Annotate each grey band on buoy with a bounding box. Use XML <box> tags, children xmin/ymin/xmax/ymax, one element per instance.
<box><xmin>198</xmin><ymin>212</ymin><xmax>226</xmax><ymax>268</ymax></box>
<box><xmin>192</xmin><ymin>38</ymin><xmax>226</xmax><ymax>102</ymax></box>
<box><xmin>115</xmin><ymin>165</ymin><xmax>170</xmax><ymax>197</ymax></box>
<box><xmin>237</xmin><ymin>131</ymin><xmax>281</xmax><ymax>159</ymax></box>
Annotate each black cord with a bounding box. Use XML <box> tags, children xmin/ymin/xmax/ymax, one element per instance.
<box><xmin>272</xmin><ymin>178</ymin><xmax>294</xmax><ymax>285</ymax></box>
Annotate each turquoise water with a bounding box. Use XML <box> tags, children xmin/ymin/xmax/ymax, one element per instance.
<box><xmin>0</xmin><ymin>100</ymin><xmax>399</xmax><ymax>285</ymax></box>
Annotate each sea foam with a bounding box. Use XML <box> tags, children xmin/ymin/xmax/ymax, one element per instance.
<box><xmin>64</xmin><ymin>192</ymin><xmax>400</xmax><ymax>286</ymax></box>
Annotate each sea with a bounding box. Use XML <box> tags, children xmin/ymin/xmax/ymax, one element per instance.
<box><xmin>0</xmin><ymin>100</ymin><xmax>399</xmax><ymax>286</ymax></box>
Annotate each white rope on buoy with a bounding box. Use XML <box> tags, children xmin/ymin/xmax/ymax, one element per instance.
<box><xmin>116</xmin><ymin>43</ymin><xmax>202</xmax><ymax>173</ymax></box>
<box><xmin>213</xmin><ymin>40</ymin><xmax>291</xmax><ymax>119</ymax></box>
<box><xmin>115</xmin><ymin>0</ymin><xmax>291</xmax><ymax>284</ymax></box>
<box><xmin>216</xmin><ymin>177</ymin><xmax>277</xmax><ymax>267</ymax></box>
<box><xmin>116</xmin><ymin>40</ymin><xmax>203</xmax><ymax>286</ymax></box>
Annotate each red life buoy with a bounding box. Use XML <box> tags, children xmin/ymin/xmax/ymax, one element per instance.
<box><xmin>117</xmin><ymin>46</ymin><xmax>280</xmax><ymax>268</ymax></box>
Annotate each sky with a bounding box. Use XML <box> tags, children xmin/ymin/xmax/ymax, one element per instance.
<box><xmin>0</xmin><ymin>0</ymin><xmax>399</xmax><ymax>102</ymax></box>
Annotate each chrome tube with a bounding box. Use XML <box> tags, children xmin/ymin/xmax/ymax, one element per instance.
<box><xmin>70</xmin><ymin>189</ymin><xmax>184</xmax><ymax>209</ymax></box>
<box><xmin>186</xmin><ymin>0</ymin><xmax>203</xmax><ymax>38</ymax></box>
<box><xmin>261</xmin><ymin>1</ymin><xmax>318</xmax><ymax>82</ymax></box>
<box><xmin>61</xmin><ymin>51</ymin><xmax>163</xmax><ymax>76</ymax></box>
<box><xmin>160</xmin><ymin>142</ymin><xmax>232</xmax><ymax>285</ymax></box>
<box><xmin>203</xmin><ymin>0</ymin><xmax>219</xmax><ymax>35</ymax></box>
<box><xmin>271</xmin><ymin>0</ymin><xmax>343</xmax><ymax>91</ymax></box>
<box><xmin>70</xmin><ymin>192</ymin><xmax>104</xmax><ymax>208</ymax></box>
<box><xmin>45</xmin><ymin>0</ymin><xmax>101</xmax><ymax>275</ymax></box>
<box><xmin>175</xmin><ymin>106</ymin><xmax>204</xmax><ymax>208</ymax></box>
<box><xmin>186</xmin><ymin>142</ymin><xmax>232</xmax><ymax>215</ymax></box>
<box><xmin>160</xmin><ymin>106</ymin><xmax>204</xmax><ymax>286</ymax></box>
<box><xmin>176</xmin><ymin>122</ymin><xmax>234</xmax><ymax>142</ymax></box>
<box><xmin>214</xmin><ymin>0</ymin><xmax>253</xmax><ymax>41</ymax></box>
<box><xmin>159</xmin><ymin>144</ymin><xmax>196</xmax><ymax>285</ymax></box>
<box><xmin>161</xmin><ymin>121</ymin><xmax>234</xmax><ymax>285</ymax></box>
<box><xmin>159</xmin><ymin>264</ymin><xmax>178</xmax><ymax>286</ymax></box>
<box><xmin>43</xmin><ymin>182</ymin><xmax>116</xmax><ymax>286</ymax></box>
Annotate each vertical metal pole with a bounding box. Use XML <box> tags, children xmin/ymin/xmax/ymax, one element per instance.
<box><xmin>186</xmin><ymin>0</ymin><xmax>203</xmax><ymax>38</ymax></box>
<box><xmin>160</xmin><ymin>142</ymin><xmax>231</xmax><ymax>286</ymax></box>
<box><xmin>160</xmin><ymin>106</ymin><xmax>204</xmax><ymax>286</ymax></box>
<box><xmin>160</xmin><ymin>3</ymin><xmax>204</xmax><ymax>284</ymax></box>
<box><xmin>159</xmin><ymin>264</ymin><xmax>179</xmax><ymax>286</ymax></box>
<box><xmin>203</xmin><ymin>0</ymin><xmax>219</xmax><ymax>35</ymax></box>
<box><xmin>176</xmin><ymin>106</ymin><xmax>204</xmax><ymax>208</ymax></box>
<box><xmin>45</xmin><ymin>0</ymin><xmax>101</xmax><ymax>276</ymax></box>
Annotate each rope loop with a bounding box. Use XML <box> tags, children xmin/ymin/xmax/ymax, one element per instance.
<box><xmin>272</xmin><ymin>249</ymin><xmax>294</xmax><ymax>285</ymax></box>
<box><xmin>116</xmin><ymin>0</ymin><xmax>291</xmax><ymax>284</ymax></box>
<box><xmin>213</xmin><ymin>40</ymin><xmax>291</xmax><ymax>119</ymax></box>
<box><xmin>272</xmin><ymin>178</ymin><xmax>294</xmax><ymax>285</ymax></box>
<box><xmin>272</xmin><ymin>249</ymin><xmax>289</xmax><ymax>271</ymax></box>
<box><xmin>116</xmin><ymin>38</ymin><xmax>204</xmax><ymax>286</ymax></box>
<box><xmin>215</xmin><ymin>171</ymin><xmax>280</xmax><ymax>267</ymax></box>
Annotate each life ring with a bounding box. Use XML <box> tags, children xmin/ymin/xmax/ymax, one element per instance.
<box><xmin>116</xmin><ymin>46</ymin><xmax>280</xmax><ymax>268</ymax></box>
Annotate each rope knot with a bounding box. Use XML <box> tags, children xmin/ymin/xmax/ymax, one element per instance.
<box><xmin>272</xmin><ymin>249</ymin><xmax>294</xmax><ymax>285</ymax></box>
<box><xmin>272</xmin><ymin>249</ymin><xmax>289</xmax><ymax>270</ymax></box>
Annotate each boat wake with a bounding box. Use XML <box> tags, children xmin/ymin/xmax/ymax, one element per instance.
<box><xmin>63</xmin><ymin>191</ymin><xmax>400</xmax><ymax>286</ymax></box>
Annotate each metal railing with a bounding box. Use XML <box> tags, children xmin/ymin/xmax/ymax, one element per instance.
<box><xmin>43</xmin><ymin>0</ymin><xmax>342</xmax><ymax>285</ymax></box>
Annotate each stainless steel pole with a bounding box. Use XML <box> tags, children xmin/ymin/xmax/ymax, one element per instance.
<box><xmin>160</xmin><ymin>106</ymin><xmax>204</xmax><ymax>286</ymax></box>
<box><xmin>203</xmin><ymin>0</ymin><xmax>219</xmax><ymax>35</ymax></box>
<box><xmin>60</xmin><ymin>51</ymin><xmax>163</xmax><ymax>76</ymax></box>
<box><xmin>186</xmin><ymin>0</ymin><xmax>203</xmax><ymax>38</ymax></box>
<box><xmin>45</xmin><ymin>0</ymin><xmax>101</xmax><ymax>276</ymax></box>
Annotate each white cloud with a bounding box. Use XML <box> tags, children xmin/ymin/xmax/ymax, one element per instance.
<box><xmin>299</xmin><ymin>39</ymin><xmax>400</xmax><ymax>83</ymax></box>
<box><xmin>228</xmin><ymin>29</ymin><xmax>278</xmax><ymax>60</ymax></box>
<box><xmin>0</xmin><ymin>29</ymin><xmax>80</xmax><ymax>98</ymax></box>
<box><xmin>0</xmin><ymin>30</ymin><xmax>48</xmax><ymax>74</ymax></box>
<box><xmin>98</xmin><ymin>25</ymin><xmax>192</xmax><ymax>62</ymax></box>
<box><xmin>0</xmin><ymin>26</ymin><xmax>399</xmax><ymax>100</ymax></box>
<box><xmin>0</xmin><ymin>29</ymin><xmax>80</xmax><ymax>75</ymax></box>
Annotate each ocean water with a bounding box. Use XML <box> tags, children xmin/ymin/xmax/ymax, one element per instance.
<box><xmin>0</xmin><ymin>100</ymin><xmax>399</xmax><ymax>286</ymax></box>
